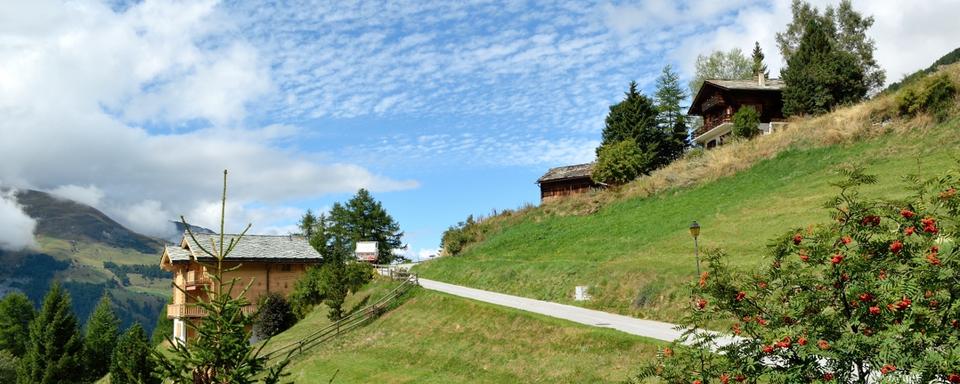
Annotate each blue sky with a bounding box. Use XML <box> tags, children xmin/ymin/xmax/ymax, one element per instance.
<box><xmin>1</xmin><ymin>0</ymin><xmax>958</xmax><ymax>256</ymax></box>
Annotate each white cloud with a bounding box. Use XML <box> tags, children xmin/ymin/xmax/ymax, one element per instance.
<box><xmin>0</xmin><ymin>0</ymin><xmax>418</xmax><ymax>239</ymax></box>
<box><xmin>48</xmin><ymin>184</ymin><xmax>105</xmax><ymax>208</ymax></box>
<box><xmin>0</xmin><ymin>189</ymin><xmax>37</xmax><ymax>251</ymax></box>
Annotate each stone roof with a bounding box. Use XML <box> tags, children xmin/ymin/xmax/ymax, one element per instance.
<box><xmin>165</xmin><ymin>245</ymin><xmax>192</xmax><ymax>262</ymax></box>
<box><xmin>168</xmin><ymin>232</ymin><xmax>322</xmax><ymax>262</ymax></box>
<box><xmin>537</xmin><ymin>162</ymin><xmax>594</xmax><ymax>183</ymax></box>
<box><xmin>703</xmin><ymin>78</ymin><xmax>785</xmax><ymax>91</ymax></box>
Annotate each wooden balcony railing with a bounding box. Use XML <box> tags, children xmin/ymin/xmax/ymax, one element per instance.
<box><xmin>167</xmin><ymin>304</ymin><xmax>256</xmax><ymax>318</ymax></box>
<box><xmin>695</xmin><ymin>115</ymin><xmax>731</xmax><ymax>138</ymax></box>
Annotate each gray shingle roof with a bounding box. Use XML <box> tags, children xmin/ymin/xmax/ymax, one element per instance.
<box><xmin>165</xmin><ymin>245</ymin><xmax>192</xmax><ymax>262</ymax></box>
<box><xmin>703</xmin><ymin>78</ymin><xmax>785</xmax><ymax>91</ymax></box>
<box><xmin>537</xmin><ymin>163</ymin><xmax>594</xmax><ymax>183</ymax></box>
<box><xmin>170</xmin><ymin>232</ymin><xmax>322</xmax><ymax>262</ymax></box>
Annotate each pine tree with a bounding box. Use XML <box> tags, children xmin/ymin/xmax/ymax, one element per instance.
<box><xmin>110</xmin><ymin>323</ymin><xmax>159</xmax><ymax>384</ymax></box>
<box><xmin>653</xmin><ymin>65</ymin><xmax>689</xmax><ymax>162</ymax></box>
<box><xmin>781</xmin><ymin>17</ymin><xmax>865</xmax><ymax>116</ymax></box>
<box><xmin>83</xmin><ymin>295</ymin><xmax>119</xmax><ymax>381</ymax></box>
<box><xmin>299</xmin><ymin>209</ymin><xmax>317</xmax><ymax>238</ymax></box>
<box><xmin>152</xmin><ymin>170</ymin><xmax>290</xmax><ymax>384</ymax></box>
<box><xmin>17</xmin><ymin>283</ymin><xmax>85</xmax><ymax>384</ymax></box>
<box><xmin>599</xmin><ymin>81</ymin><xmax>664</xmax><ymax>175</ymax></box>
<box><xmin>0</xmin><ymin>292</ymin><xmax>35</xmax><ymax>357</ymax></box>
<box><xmin>329</xmin><ymin>189</ymin><xmax>404</xmax><ymax>264</ymax></box>
<box><xmin>751</xmin><ymin>41</ymin><xmax>769</xmax><ymax>78</ymax></box>
<box><xmin>776</xmin><ymin>0</ymin><xmax>884</xmax><ymax>93</ymax></box>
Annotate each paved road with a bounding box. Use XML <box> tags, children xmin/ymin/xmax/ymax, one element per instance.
<box><xmin>418</xmin><ymin>278</ymin><xmax>684</xmax><ymax>342</ymax></box>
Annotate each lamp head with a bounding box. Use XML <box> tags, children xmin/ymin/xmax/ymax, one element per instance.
<box><xmin>689</xmin><ymin>221</ymin><xmax>700</xmax><ymax>238</ymax></box>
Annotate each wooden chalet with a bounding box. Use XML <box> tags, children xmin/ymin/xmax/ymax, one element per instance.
<box><xmin>688</xmin><ymin>75</ymin><xmax>787</xmax><ymax>149</ymax></box>
<box><xmin>537</xmin><ymin>162</ymin><xmax>602</xmax><ymax>202</ymax></box>
<box><xmin>159</xmin><ymin>232</ymin><xmax>322</xmax><ymax>344</ymax></box>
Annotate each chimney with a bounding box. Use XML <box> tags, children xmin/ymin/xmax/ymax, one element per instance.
<box><xmin>758</xmin><ymin>72</ymin><xmax>766</xmax><ymax>87</ymax></box>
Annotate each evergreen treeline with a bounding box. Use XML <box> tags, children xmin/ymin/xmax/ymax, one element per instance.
<box><xmin>103</xmin><ymin>261</ymin><xmax>171</xmax><ymax>285</ymax></box>
<box><xmin>0</xmin><ymin>285</ymin><xmax>157</xmax><ymax>383</ymax></box>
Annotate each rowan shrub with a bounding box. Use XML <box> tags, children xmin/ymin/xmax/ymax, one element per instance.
<box><xmin>634</xmin><ymin>166</ymin><xmax>960</xmax><ymax>383</ymax></box>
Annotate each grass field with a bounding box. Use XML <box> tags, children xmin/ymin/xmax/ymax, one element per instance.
<box><xmin>277</xmin><ymin>279</ymin><xmax>660</xmax><ymax>383</ymax></box>
<box><xmin>415</xmin><ymin>111</ymin><xmax>960</xmax><ymax>323</ymax></box>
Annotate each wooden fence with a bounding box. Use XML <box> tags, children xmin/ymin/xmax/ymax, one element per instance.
<box><xmin>263</xmin><ymin>274</ymin><xmax>419</xmax><ymax>362</ymax></box>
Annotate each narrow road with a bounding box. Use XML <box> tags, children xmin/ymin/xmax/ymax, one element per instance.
<box><xmin>417</xmin><ymin>278</ymin><xmax>683</xmax><ymax>342</ymax></box>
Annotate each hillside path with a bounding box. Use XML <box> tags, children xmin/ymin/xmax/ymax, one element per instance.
<box><xmin>417</xmin><ymin>278</ymin><xmax>683</xmax><ymax>342</ymax></box>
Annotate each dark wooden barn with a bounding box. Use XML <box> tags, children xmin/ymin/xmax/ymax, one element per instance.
<box><xmin>688</xmin><ymin>75</ymin><xmax>787</xmax><ymax>149</ymax></box>
<box><xmin>536</xmin><ymin>163</ymin><xmax>602</xmax><ymax>202</ymax></box>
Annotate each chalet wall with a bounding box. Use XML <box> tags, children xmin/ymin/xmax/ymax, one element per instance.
<box><xmin>540</xmin><ymin>178</ymin><xmax>599</xmax><ymax>202</ymax></box>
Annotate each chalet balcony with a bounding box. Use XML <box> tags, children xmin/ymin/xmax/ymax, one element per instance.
<box><xmin>694</xmin><ymin>115</ymin><xmax>731</xmax><ymax>139</ymax></box>
<box><xmin>184</xmin><ymin>270</ymin><xmax>212</xmax><ymax>291</ymax></box>
<box><xmin>167</xmin><ymin>303</ymin><xmax>256</xmax><ymax>319</ymax></box>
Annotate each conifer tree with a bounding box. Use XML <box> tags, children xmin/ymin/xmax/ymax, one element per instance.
<box><xmin>299</xmin><ymin>209</ymin><xmax>317</xmax><ymax>238</ymax></box>
<box><xmin>653</xmin><ymin>65</ymin><xmax>690</xmax><ymax>161</ymax></box>
<box><xmin>17</xmin><ymin>283</ymin><xmax>85</xmax><ymax>384</ymax></box>
<box><xmin>0</xmin><ymin>292</ymin><xmax>35</xmax><ymax>357</ymax></box>
<box><xmin>110</xmin><ymin>323</ymin><xmax>159</xmax><ymax>384</ymax></box>
<box><xmin>776</xmin><ymin>0</ymin><xmax>883</xmax><ymax>93</ymax></box>
<box><xmin>329</xmin><ymin>189</ymin><xmax>404</xmax><ymax>264</ymax></box>
<box><xmin>83</xmin><ymin>295</ymin><xmax>119</xmax><ymax>381</ymax></box>
<box><xmin>751</xmin><ymin>41</ymin><xmax>769</xmax><ymax>78</ymax></box>
<box><xmin>597</xmin><ymin>81</ymin><xmax>665</xmax><ymax>177</ymax></box>
<box><xmin>781</xmin><ymin>17</ymin><xmax>865</xmax><ymax>116</ymax></box>
<box><xmin>152</xmin><ymin>170</ymin><xmax>290</xmax><ymax>384</ymax></box>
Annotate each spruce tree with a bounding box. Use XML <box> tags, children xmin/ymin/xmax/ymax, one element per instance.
<box><xmin>299</xmin><ymin>209</ymin><xmax>318</xmax><ymax>238</ymax></box>
<box><xmin>653</xmin><ymin>65</ymin><xmax>689</xmax><ymax>162</ymax></box>
<box><xmin>329</xmin><ymin>189</ymin><xmax>404</xmax><ymax>264</ymax></box>
<box><xmin>0</xmin><ymin>292</ymin><xmax>35</xmax><ymax>357</ymax></box>
<box><xmin>776</xmin><ymin>0</ymin><xmax>883</xmax><ymax>93</ymax></box>
<box><xmin>83</xmin><ymin>295</ymin><xmax>119</xmax><ymax>381</ymax></box>
<box><xmin>17</xmin><ymin>283</ymin><xmax>85</xmax><ymax>384</ymax></box>
<box><xmin>751</xmin><ymin>41</ymin><xmax>769</xmax><ymax>78</ymax></box>
<box><xmin>781</xmin><ymin>17</ymin><xmax>865</xmax><ymax>116</ymax></box>
<box><xmin>152</xmin><ymin>170</ymin><xmax>290</xmax><ymax>384</ymax></box>
<box><xmin>110</xmin><ymin>323</ymin><xmax>159</xmax><ymax>384</ymax></box>
<box><xmin>599</xmin><ymin>81</ymin><xmax>664</xmax><ymax>175</ymax></box>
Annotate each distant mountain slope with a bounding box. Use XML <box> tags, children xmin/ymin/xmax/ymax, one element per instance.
<box><xmin>0</xmin><ymin>189</ymin><xmax>170</xmax><ymax>334</ymax></box>
<box><xmin>15</xmin><ymin>189</ymin><xmax>163</xmax><ymax>253</ymax></box>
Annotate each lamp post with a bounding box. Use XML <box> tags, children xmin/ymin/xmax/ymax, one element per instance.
<box><xmin>689</xmin><ymin>221</ymin><xmax>701</xmax><ymax>276</ymax></box>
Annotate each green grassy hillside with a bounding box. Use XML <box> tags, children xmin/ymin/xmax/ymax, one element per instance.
<box><xmin>272</xmin><ymin>279</ymin><xmax>658</xmax><ymax>383</ymax></box>
<box><xmin>415</xmin><ymin>65</ymin><xmax>960</xmax><ymax>323</ymax></box>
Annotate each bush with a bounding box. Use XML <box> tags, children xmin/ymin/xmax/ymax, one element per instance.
<box><xmin>636</xmin><ymin>167</ymin><xmax>960</xmax><ymax>383</ymax></box>
<box><xmin>254</xmin><ymin>293</ymin><xmax>296</xmax><ymax>338</ymax></box>
<box><xmin>440</xmin><ymin>215</ymin><xmax>481</xmax><ymax>256</ymax></box>
<box><xmin>592</xmin><ymin>139</ymin><xmax>649</xmax><ymax>185</ymax></box>
<box><xmin>896</xmin><ymin>74</ymin><xmax>957</xmax><ymax>122</ymax></box>
<box><xmin>731</xmin><ymin>106</ymin><xmax>761</xmax><ymax>139</ymax></box>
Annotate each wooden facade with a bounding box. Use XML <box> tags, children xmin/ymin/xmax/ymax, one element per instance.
<box><xmin>688</xmin><ymin>76</ymin><xmax>787</xmax><ymax>149</ymax></box>
<box><xmin>537</xmin><ymin>163</ymin><xmax>602</xmax><ymax>202</ymax></box>
<box><xmin>159</xmin><ymin>233</ymin><xmax>322</xmax><ymax>344</ymax></box>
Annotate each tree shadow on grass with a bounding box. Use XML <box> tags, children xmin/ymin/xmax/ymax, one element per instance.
<box><xmin>346</xmin><ymin>295</ymin><xmax>371</xmax><ymax>316</ymax></box>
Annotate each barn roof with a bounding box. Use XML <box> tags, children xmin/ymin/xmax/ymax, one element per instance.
<box><xmin>537</xmin><ymin>162</ymin><xmax>594</xmax><ymax>184</ymax></box>
<box><xmin>162</xmin><ymin>232</ymin><xmax>322</xmax><ymax>264</ymax></box>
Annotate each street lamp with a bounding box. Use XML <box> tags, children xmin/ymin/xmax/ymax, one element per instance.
<box><xmin>689</xmin><ymin>221</ymin><xmax>701</xmax><ymax>276</ymax></box>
